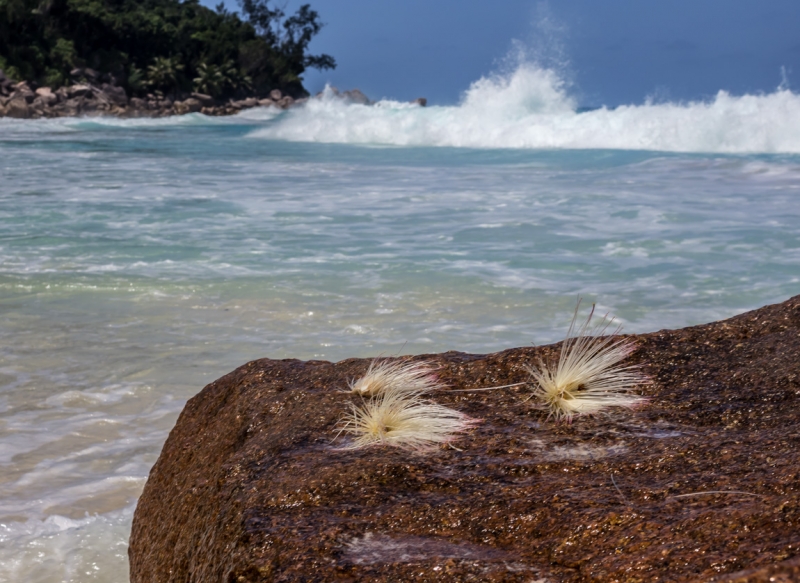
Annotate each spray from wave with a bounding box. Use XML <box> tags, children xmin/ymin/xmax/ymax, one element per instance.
<box><xmin>250</xmin><ymin>62</ymin><xmax>800</xmax><ymax>154</ymax></box>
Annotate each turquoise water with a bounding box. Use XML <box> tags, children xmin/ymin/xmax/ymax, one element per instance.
<box><xmin>1</xmin><ymin>78</ymin><xmax>800</xmax><ymax>581</ymax></box>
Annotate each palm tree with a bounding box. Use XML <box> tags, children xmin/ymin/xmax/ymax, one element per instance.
<box><xmin>221</xmin><ymin>60</ymin><xmax>253</xmax><ymax>94</ymax></box>
<box><xmin>193</xmin><ymin>62</ymin><xmax>225</xmax><ymax>97</ymax></box>
<box><xmin>147</xmin><ymin>56</ymin><xmax>184</xmax><ymax>96</ymax></box>
<box><xmin>194</xmin><ymin>60</ymin><xmax>252</xmax><ymax>98</ymax></box>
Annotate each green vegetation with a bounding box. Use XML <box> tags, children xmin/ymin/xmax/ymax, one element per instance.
<box><xmin>0</xmin><ymin>0</ymin><xmax>335</xmax><ymax>98</ymax></box>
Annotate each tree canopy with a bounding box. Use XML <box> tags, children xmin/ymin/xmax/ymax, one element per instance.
<box><xmin>0</xmin><ymin>0</ymin><xmax>335</xmax><ymax>98</ymax></box>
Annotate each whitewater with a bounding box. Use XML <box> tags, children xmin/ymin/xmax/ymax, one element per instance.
<box><xmin>1</xmin><ymin>62</ymin><xmax>799</xmax><ymax>582</ymax></box>
<box><xmin>253</xmin><ymin>64</ymin><xmax>800</xmax><ymax>153</ymax></box>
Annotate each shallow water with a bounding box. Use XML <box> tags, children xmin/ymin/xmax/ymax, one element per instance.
<box><xmin>1</xmin><ymin>66</ymin><xmax>800</xmax><ymax>581</ymax></box>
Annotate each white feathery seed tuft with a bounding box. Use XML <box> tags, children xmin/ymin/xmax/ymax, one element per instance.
<box><xmin>527</xmin><ymin>301</ymin><xmax>649</xmax><ymax>421</ymax></box>
<box><xmin>338</xmin><ymin>358</ymin><xmax>479</xmax><ymax>451</ymax></box>
<box><xmin>349</xmin><ymin>359</ymin><xmax>441</xmax><ymax>398</ymax></box>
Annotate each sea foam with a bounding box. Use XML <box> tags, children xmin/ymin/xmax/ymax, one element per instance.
<box><xmin>250</xmin><ymin>64</ymin><xmax>800</xmax><ymax>154</ymax></box>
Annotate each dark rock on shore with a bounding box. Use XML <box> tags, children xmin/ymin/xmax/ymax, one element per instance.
<box><xmin>129</xmin><ymin>296</ymin><xmax>800</xmax><ymax>582</ymax></box>
<box><xmin>0</xmin><ymin>70</ymin><xmax>310</xmax><ymax>120</ymax></box>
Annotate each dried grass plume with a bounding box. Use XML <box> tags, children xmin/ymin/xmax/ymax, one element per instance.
<box><xmin>338</xmin><ymin>358</ymin><xmax>478</xmax><ymax>451</ymax></box>
<box><xmin>527</xmin><ymin>301</ymin><xmax>649</xmax><ymax>421</ymax></box>
<box><xmin>349</xmin><ymin>359</ymin><xmax>441</xmax><ymax>398</ymax></box>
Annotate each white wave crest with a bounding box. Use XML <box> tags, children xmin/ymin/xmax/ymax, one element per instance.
<box><xmin>250</xmin><ymin>64</ymin><xmax>800</xmax><ymax>153</ymax></box>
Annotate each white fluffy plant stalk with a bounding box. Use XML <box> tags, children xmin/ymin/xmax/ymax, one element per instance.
<box><xmin>338</xmin><ymin>359</ymin><xmax>479</xmax><ymax>451</ymax></box>
<box><xmin>349</xmin><ymin>359</ymin><xmax>440</xmax><ymax>398</ymax></box>
<box><xmin>527</xmin><ymin>302</ymin><xmax>649</xmax><ymax>421</ymax></box>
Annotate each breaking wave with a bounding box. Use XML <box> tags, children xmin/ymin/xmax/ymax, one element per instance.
<box><xmin>250</xmin><ymin>63</ymin><xmax>800</xmax><ymax>154</ymax></box>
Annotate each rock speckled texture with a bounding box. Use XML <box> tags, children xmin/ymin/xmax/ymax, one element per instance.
<box><xmin>130</xmin><ymin>296</ymin><xmax>800</xmax><ymax>582</ymax></box>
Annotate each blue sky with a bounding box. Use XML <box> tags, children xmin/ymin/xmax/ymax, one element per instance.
<box><xmin>205</xmin><ymin>0</ymin><xmax>800</xmax><ymax>106</ymax></box>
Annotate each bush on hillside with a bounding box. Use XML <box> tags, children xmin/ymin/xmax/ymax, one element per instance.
<box><xmin>0</xmin><ymin>0</ymin><xmax>335</xmax><ymax>97</ymax></box>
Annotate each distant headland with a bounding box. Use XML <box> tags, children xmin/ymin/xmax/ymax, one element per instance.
<box><xmin>0</xmin><ymin>0</ymin><xmax>335</xmax><ymax>118</ymax></box>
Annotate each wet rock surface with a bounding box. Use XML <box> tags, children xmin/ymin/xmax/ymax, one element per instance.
<box><xmin>129</xmin><ymin>296</ymin><xmax>800</xmax><ymax>582</ymax></box>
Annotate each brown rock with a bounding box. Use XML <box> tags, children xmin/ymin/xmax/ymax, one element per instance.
<box><xmin>100</xmin><ymin>84</ymin><xmax>128</xmax><ymax>106</ymax></box>
<box><xmin>705</xmin><ymin>555</ymin><xmax>800</xmax><ymax>582</ymax></box>
<box><xmin>174</xmin><ymin>97</ymin><xmax>203</xmax><ymax>115</ymax></box>
<box><xmin>230</xmin><ymin>98</ymin><xmax>258</xmax><ymax>109</ymax></box>
<box><xmin>34</xmin><ymin>88</ymin><xmax>58</xmax><ymax>107</ymax></box>
<box><xmin>414</xmin><ymin>97</ymin><xmax>428</xmax><ymax>107</ymax></box>
<box><xmin>12</xmin><ymin>82</ymin><xmax>35</xmax><ymax>103</ymax></box>
<box><xmin>343</xmin><ymin>88</ymin><xmax>370</xmax><ymax>105</ymax></box>
<box><xmin>5</xmin><ymin>97</ymin><xmax>31</xmax><ymax>118</ymax></box>
<box><xmin>130</xmin><ymin>296</ymin><xmax>800</xmax><ymax>582</ymax></box>
<box><xmin>68</xmin><ymin>84</ymin><xmax>92</xmax><ymax>99</ymax></box>
<box><xmin>258</xmin><ymin>98</ymin><xmax>274</xmax><ymax>107</ymax></box>
<box><xmin>191</xmin><ymin>92</ymin><xmax>215</xmax><ymax>107</ymax></box>
<box><xmin>269</xmin><ymin>88</ymin><xmax>282</xmax><ymax>101</ymax></box>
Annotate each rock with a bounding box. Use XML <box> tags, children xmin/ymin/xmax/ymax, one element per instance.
<box><xmin>130</xmin><ymin>295</ymin><xmax>800</xmax><ymax>582</ymax></box>
<box><xmin>414</xmin><ymin>97</ymin><xmax>428</xmax><ymax>107</ymax></box>
<box><xmin>129</xmin><ymin>97</ymin><xmax>147</xmax><ymax>110</ymax></box>
<box><xmin>716</xmin><ymin>556</ymin><xmax>800</xmax><ymax>583</ymax></box>
<box><xmin>62</xmin><ymin>96</ymin><xmax>85</xmax><ymax>113</ymax></box>
<box><xmin>174</xmin><ymin>97</ymin><xmax>203</xmax><ymax>115</ymax></box>
<box><xmin>32</xmin><ymin>88</ymin><xmax>57</xmax><ymax>108</ymax></box>
<box><xmin>257</xmin><ymin>98</ymin><xmax>274</xmax><ymax>107</ymax></box>
<box><xmin>190</xmin><ymin>92</ymin><xmax>215</xmax><ymax>107</ymax></box>
<box><xmin>101</xmin><ymin>84</ymin><xmax>128</xmax><ymax>106</ymax></box>
<box><xmin>269</xmin><ymin>88</ymin><xmax>282</xmax><ymax>101</ymax></box>
<box><xmin>5</xmin><ymin>97</ymin><xmax>31</xmax><ymax>118</ymax></box>
<box><xmin>230</xmin><ymin>97</ymin><xmax>258</xmax><ymax>109</ymax></box>
<box><xmin>68</xmin><ymin>84</ymin><xmax>92</xmax><ymax>99</ymax></box>
<box><xmin>32</xmin><ymin>96</ymin><xmax>50</xmax><ymax>110</ymax></box>
<box><xmin>277</xmin><ymin>95</ymin><xmax>294</xmax><ymax>108</ymax></box>
<box><xmin>80</xmin><ymin>99</ymin><xmax>103</xmax><ymax>113</ymax></box>
<box><xmin>0</xmin><ymin>71</ymin><xmax>14</xmax><ymax>97</ymax></box>
<box><xmin>343</xmin><ymin>88</ymin><xmax>370</xmax><ymax>105</ymax></box>
<box><xmin>0</xmin><ymin>103</ymin><xmax>5</xmax><ymax>117</ymax></box>
<box><xmin>12</xmin><ymin>82</ymin><xmax>35</xmax><ymax>103</ymax></box>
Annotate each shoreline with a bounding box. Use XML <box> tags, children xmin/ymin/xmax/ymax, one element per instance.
<box><xmin>0</xmin><ymin>79</ymin><xmax>305</xmax><ymax>120</ymax></box>
<box><xmin>0</xmin><ymin>73</ymin><xmax>406</xmax><ymax>120</ymax></box>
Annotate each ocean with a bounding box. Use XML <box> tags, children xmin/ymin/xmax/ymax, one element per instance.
<box><xmin>1</xmin><ymin>64</ymin><xmax>799</xmax><ymax>581</ymax></box>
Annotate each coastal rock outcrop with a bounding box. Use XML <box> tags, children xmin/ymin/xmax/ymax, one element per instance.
<box><xmin>0</xmin><ymin>69</ymin><xmax>318</xmax><ymax>119</ymax></box>
<box><xmin>0</xmin><ymin>71</ymin><xmax>377</xmax><ymax>119</ymax></box>
<box><xmin>129</xmin><ymin>296</ymin><xmax>800</xmax><ymax>582</ymax></box>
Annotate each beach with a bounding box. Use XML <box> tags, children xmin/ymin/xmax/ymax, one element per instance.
<box><xmin>1</xmin><ymin>65</ymin><xmax>800</xmax><ymax>581</ymax></box>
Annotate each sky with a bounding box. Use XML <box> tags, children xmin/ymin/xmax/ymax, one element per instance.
<box><xmin>204</xmin><ymin>0</ymin><xmax>800</xmax><ymax>106</ymax></box>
